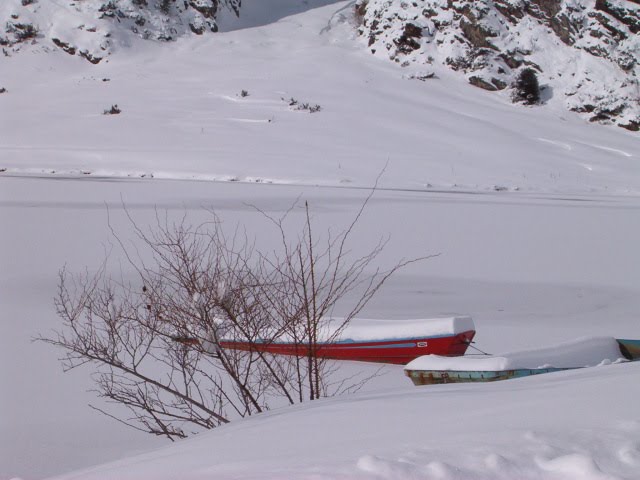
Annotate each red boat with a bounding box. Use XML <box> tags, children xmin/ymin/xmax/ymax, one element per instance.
<box><xmin>218</xmin><ymin>316</ymin><xmax>476</xmax><ymax>365</ymax></box>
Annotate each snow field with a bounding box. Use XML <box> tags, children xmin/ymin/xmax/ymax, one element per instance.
<box><xmin>1</xmin><ymin>2</ymin><xmax>638</xmax><ymax>194</ymax></box>
<box><xmin>2</xmin><ymin>177</ymin><xmax>640</xmax><ymax>479</ymax></box>
<box><xmin>1</xmin><ymin>1</ymin><xmax>639</xmax><ymax>479</ymax></box>
<box><xmin>46</xmin><ymin>362</ymin><xmax>640</xmax><ymax>480</ymax></box>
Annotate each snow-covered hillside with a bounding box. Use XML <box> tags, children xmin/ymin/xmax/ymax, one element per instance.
<box><xmin>0</xmin><ymin>2</ymin><xmax>638</xmax><ymax>194</ymax></box>
<box><xmin>1</xmin><ymin>1</ymin><xmax>639</xmax><ymax>479</ymax></box>
<box><xmin>0</xmin><ymin>0</ymin><xmax>241</xmax><ymax>62</ymax></box>
<box><xmin>2</xmin><ymin>0</ymin><xmax>638</xmax><ymax>129</ymax></box>
<box><xmin>356</xmin><ymin>0</ymin><xmax>640</xmax><ymax>130</ymax></box>
<box><xmin>48</xmin><ymin>361</ymin><xmax>640</xmax><ymax>480</ymax></box>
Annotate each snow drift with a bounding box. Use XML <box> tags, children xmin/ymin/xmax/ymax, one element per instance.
<box><xmin>405</xmin><ymin>335</ymin><xmax>627</xmax><ymax>371</ymax></box>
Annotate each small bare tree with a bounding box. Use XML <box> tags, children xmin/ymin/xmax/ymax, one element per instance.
<box><xmin>40</xmin><ymin>194</ymin><xmax>426</xmax><ymax>440</ymax></box>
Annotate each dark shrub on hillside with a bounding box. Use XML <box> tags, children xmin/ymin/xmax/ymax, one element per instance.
<box><xmin>103</xmin><ymin>104</ymin><xmax>121</xmax><ymax>115</ymax></box>
<box><xmin>8</xmin><ymin>22</ymin><xmax>39</xmax><ymax>41</ymax></box>
<box><xmin>513</xmin><ymin>68</ymin><xmax>540</xmax><ymax>105</ymax></box>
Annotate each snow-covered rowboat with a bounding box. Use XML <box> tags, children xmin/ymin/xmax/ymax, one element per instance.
<box><xmin>217</xmin><ymin>316</ymin><xmax>476</xmax><ymax>365</ymax></box>
<box><xmin>404</xmin><ymin>337</ymin><xmax>640</xmax><ymax>385</ymax></box>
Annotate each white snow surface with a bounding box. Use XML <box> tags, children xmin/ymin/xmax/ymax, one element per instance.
<box><xmin>216</xmin><ymin>316</ymin><xmax>474</xmax><ymax>344</ymax></box>
<box><xmin>1</xmin><ymin>1</ymin><xmax>639</xmax><ymax>194</ymax></box>
<box><xmin>1</xmin><ymin>2</ymin><xmax>640</xmax><ymax>480</ymax></box>
<box><xmin>3</xmin><ymin>177</ymin><xmax>640</xmax><ymax>480</ymax></box>
<box><xmin>405</xmin><ymin>336</ymin><xmax>626</xmax><ymax>372</ymax></box>
<box><xmin>47</xmin><ymin>362</ymin><xmax>640</xmax><ymax>480</ymax></box>
<box><xmin>334</xmin><ymin>315</ymin><xmax>475</xmax><ymax>342</ymax></box>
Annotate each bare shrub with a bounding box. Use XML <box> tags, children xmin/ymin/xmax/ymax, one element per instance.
<box><xmin>103</xmin><ymin>104</ymin><xmax>121</xmax><ymax>115</ymax></box>
<box><xmin>39</xmin><ymin>193</ymin><xmax>426</xmax><ymax>439</ymax></box>
<box><xmin>284</xmin><ymin>97</ymin><xmax>322</xmax><ymax>113</ymax></box>
<box><xmin>7</xmin><ymin>22</ymin><xmax>39</xmax><ymax>42</ymax></box>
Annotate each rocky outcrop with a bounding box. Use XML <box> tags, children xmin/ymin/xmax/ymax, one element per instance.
<box><xmin>1</xmin><ymin>0</ymin><xmax>240</xmax><ymax>62</ymax></box>
<box><xmin>355</xmin><ymin>0</ymin><xmax>639</xmax><ymax>130</ymax></box>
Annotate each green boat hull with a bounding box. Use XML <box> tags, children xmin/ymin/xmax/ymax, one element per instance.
<box><xmin>405</xmin><ymin>366</ymin><xmax>570</xmax><ymax>386</ymax></box>
<box><xmin>405</xmin><ymin>339</ymin><xmax>640</xmax><ymax>386</ymax></box>
<box><xmin>617</xmin><ymin>339</ymin><xmax>640</xmax><ymax>360</ymax></box>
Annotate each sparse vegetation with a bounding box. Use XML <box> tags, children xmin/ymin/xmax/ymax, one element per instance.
<box><xmin>284</xmin><ymin>97</ymin><xmax>322</xmax><ymax>113</ymax></box>
<box><xmin>512</xmin><ymin>68</ymin><xmax>540</xmax><ymax>105</ymax></box>
<box><xmin>354</xmin><ymin>0</ymin><xmax>368</xmax><ymax>25</ymax></box>
<box><xmin>39</xmin><ymin>196</ymin><xmax>423</xmax><ymax>439</ymax></box>
<box><xmin>407</xmin><ymin>72</ymin><xmax>436</xmax><ymax>81</ymax></box>
<box><xmin>103</xmin><ymin>104</ymin><xmax>121</xmax><ymax>115</ymax></box>
<box><xmin>7</xmin><ymin>22</ymin><xmax>39</xmax><ymax>42</ymax></box>
<box><xmin>160</xmin><ymin>0</ymin><xmax>171</xmax><ymax>15</ymax></box>
<box><xmin>240</xmin><ymin>89</ymin><xmax>249</xmax><ymax>97</ymax></box>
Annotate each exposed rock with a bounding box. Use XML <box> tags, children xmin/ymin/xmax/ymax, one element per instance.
<box><xmin>1</xmin><ymin>0</ymin><xmax>240</xmax><ymax>57</ymax></box>
<box><xmin>491</xmin><ymin>77</ymin><xmax>508</xmax><ymax>90</ymax></box>
<box><xmin>79</xmin><ymin>50</ymin><xmax>102</xmax><ymax>64</ymax></box>
<box><xmin>619</xmin><ymin>120</ymin><xmax>639</xmax><ymax>132</ymax></box>
<box><xmin>356</xmin><ymin>0</ymin><xmax>639</xmax><ymax>131</ymax></box>
<box><xmin>495</xmin><ymin>0</ymin><xmax>525</xmax><ymax>23</ymax></box>
<box><xmin>460</xmin><ymin>19</ymin><xmax>497</xmax><ymax>50</ymax></box>
<box><xmin>189</xmin><ymin>0</ymin><xmax>217</xmax><ymax>19</ymax></box>
<box><xmin>52</xmin><ymin>38</ymin><xmax>76</xmax><ymax>55</ymax></box>
<box><xmin>499</xmin><ymin>51</ymin><xmax>524</xmax><ymax>69</ymax></box>
<box><xmin>469</xmin><ymin>75</ymin><xmax>498</xmax><ymax>91</ymax></box>
<box><xmin>395</xmin><ymin>23</ymin><xmax>423</xmax><ymax>54</ymax></box>
<box><xmin>526</xmin><ymin>0</ymin><xmax>562</xmax><ymax>20</ymax></box>
<box><xmin>596</xmin><ymin>0</ymin><xmax>640</xmax><ymax>34</ymax></box>
<box><xmin>550</xmin><ymin>12</ymin><xmax>576</xmax><ymax>45</ymax></box>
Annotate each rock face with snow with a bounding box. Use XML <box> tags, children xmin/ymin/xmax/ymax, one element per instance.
<box><xmin>355</xmin><ymin>0</ymin><xmax>640</xmax><ymax>131</ymax></box>
<box><xmin>0</xmin><ymin>0</ymin><xmax>240</xmax><ymax>63</ymax></box>
<box><xmin>1</xmin><ymin>0</ymin><xmax>637</xmax><ymax>131</ymax></box>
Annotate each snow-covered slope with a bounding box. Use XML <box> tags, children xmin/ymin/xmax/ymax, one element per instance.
<box><xmin>356</xmin><ymin>0</ymin><xmax>640</xmax><ymax>130</ymax></box>
<box><xmin>48</xmin><ymin>361</ymin><xmax>640</xmax><ymax>480</ymax></box>
<box><xmin>2</xmin><ymin>0</ymin><xmax>638</xmax><ymax>130</ymax></box>
<box><xmin>0</xmin><ymin>0</ymin><xmax>242</xmax><ymax>62</ymax></box>
<box><xmin>0</xmin><ymin>2</ymin><xmax>638</xmax><ymax>194</ymax></box>
<box><xmin>1</xmin><ymin>2</ymin><xmax>639</xmax><ymax>479</ymax></box>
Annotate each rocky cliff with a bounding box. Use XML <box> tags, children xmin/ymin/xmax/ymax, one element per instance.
<box><xmin>1</xmin><ymin>0</ymin><xmax>240</xmax><ymax>64</ymax></box>
<box><xmin>355</xmin><ymin>0</ymin><xmax>639</xmax><ymax>130</ymax></box>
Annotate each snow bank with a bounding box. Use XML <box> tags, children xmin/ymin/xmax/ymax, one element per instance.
<box><xmin>212</xmin><ymin>316</ymin><xmax>474</xmax><ymax>345</ymax></box>
<box><xmin>45</xmin><ymin>362</ymin><xmax>640</xmax><ymax>480</ymax></box>
<box><xmin>331</xmin><ymin>315</ymin><xmax>474</xmax><ymax>342</ymax></box>
<box><xmin>405</xmin><ymin>336</ymin><xmax>626</xmax><ymax>371</ymax></box>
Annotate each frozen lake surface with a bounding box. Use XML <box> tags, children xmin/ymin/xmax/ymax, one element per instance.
<box><xmin>2</xmin><ymin>176</ymin><xmax>640</xmax><ymax>478</ymax></box>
